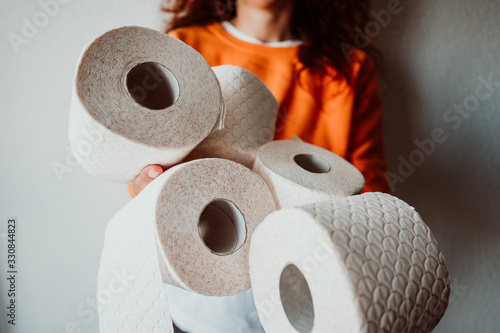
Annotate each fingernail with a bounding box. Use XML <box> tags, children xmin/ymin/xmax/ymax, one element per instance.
<box><xmin>148</xmin><ymin>169</ymin><xmax>160</xmax><ymax>179</ymax></box>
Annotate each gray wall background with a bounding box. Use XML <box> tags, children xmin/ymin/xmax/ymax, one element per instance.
<box><xmin>372</xmin><ymin>0</ymin><xmax>499</xmax><ymax>332</ymax></box>
<box><xmin>0</xmin><ymin>0</ymin><xmax>498</xmax><ymax>332</ymax></box>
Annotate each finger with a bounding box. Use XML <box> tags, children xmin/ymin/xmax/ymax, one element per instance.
<box><xmin>133</xmin><ymin>164</ymin><xmax>164</xmax><ymax>194</ymax></box>
<box><xmin>142</xmin><ymin>164</ymin><xmax>163</xmax><ymax>180</ymax></box>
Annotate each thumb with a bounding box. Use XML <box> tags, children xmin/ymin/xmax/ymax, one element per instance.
<box><xmin>133</xmin><ymin>165</ymin><xmax>164</xmax><ymax>195</ymax></box>
<box><xmin>141</xmin><ymin>164</ymin><xmax>163</xmax><ymax>181</ymax></box>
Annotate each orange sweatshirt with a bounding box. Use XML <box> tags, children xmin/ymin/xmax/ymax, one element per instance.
<box><xmin>128</xmin><ymin>22</ymin><xmax>390</xmax><ymax>197</ymax></box>
<box><xmin>168</xmin><ymin>22</ymin><xmax>390</xmax><ymax>193</ymax></box>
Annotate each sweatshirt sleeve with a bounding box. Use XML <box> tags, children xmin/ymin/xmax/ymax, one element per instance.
<box><xmin>348</xmin><ymin>56</ymin><xmax>391</xmax><ymax>193</ymax></box>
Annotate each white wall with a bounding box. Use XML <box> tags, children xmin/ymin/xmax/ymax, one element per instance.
<box><xmin>0</xmin><ymin>0</ymin><xmax>498</xmax><ymax>332</ymax></box>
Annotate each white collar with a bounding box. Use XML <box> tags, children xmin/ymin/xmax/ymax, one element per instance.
<box><xmin>221</xmin><ymin>21</ymin><xmax>302</xmax><ymax>48</ymax></box>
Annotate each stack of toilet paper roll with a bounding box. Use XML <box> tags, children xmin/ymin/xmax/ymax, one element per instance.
<box><xmin>69</xmin><ymin>26</ymin><xmax>278</xmax><ymax>183</ymax></box>
<box><xmin>70</xmin><ymin>26</ymin><xmax>449</xmax><ymax>333</ymax></box>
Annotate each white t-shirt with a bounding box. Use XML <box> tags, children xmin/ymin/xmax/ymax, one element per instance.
<box><xmin>165</xmin><ymin>285</ymin><xmax>265</xmax><ymax>333</ymax></box>
<box><xmin>164</xmin><ymin>21</ymin><xmax>300</xmax><ymax>333</ymax></box>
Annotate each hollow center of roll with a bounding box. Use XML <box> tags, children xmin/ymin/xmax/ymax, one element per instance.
<box><xmin>126</xmin><ymin>62</ymin><xmax>180</xmax><ymax>110</ymax></box>
<box><xmin>294</xmin><ymin>154</ymin><xmax>331</xmax><ymax>174</ymax></box>
<box><xmin>280</xmin><ymin>264</ymin><xmax>314</xmax><ymax>333</ymax></box>
<box><xmin>198</xmin><ymin>199</ymin><xmax>247</xmax><ymax>255</ymax></box>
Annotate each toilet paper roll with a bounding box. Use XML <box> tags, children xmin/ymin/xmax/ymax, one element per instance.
<box><xmin>97</xmin><ymin>158</ymin><xmax>275</xmax><ymax>332</ymax></box>
<box><xmin>253</xmin><ymin>140</ymin><xmax>365</xmax><ymax>208</ymax></box>
<box><xmin>185</xmin><ymin>65</ymin><xmax>278</xmax><ymax>168</ymax></box>
<box><xmin>69</xmin><ymin>26</ymin><xmax>224</xmax><ymax>183</ymax></box>
<box><xmin>96</xmin><ymin>194</ymin><xmax>173</xmax><ymax>333</ymax></box>
<box><xmin>249</xmin><ymin>192</ymin><xmax>450</xmax><ymax>333</ymax></box>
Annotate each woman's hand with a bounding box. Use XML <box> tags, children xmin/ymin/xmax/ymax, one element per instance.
<box><xmin>132</xmin><ymin>164</ymin><xmax>164</xmax><ymax>195</ymax></box>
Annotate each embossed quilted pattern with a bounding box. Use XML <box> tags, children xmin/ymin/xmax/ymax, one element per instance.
<box><xmin>97</xmin><ymin>198</ymin><xmax>173</xmax><ymax>332</ymax></box>
<box><xmin>250</xmin><ymin>192</ymin><xmax>449</xmax><ymax>333</ymax></box>
<box><xmin>299</xmin><ymin>193</ymin><xmax>450</xmax><ymax>332</ymax></box>
<box><xmin>186</xmin><ymin>65</ymin><xmax>278</xmax><ymax>168</ymax></box>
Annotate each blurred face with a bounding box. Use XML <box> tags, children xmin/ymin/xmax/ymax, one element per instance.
<box><xmin>238</xmin><ymin>0</ymin><xmax>293</xmax><ymax>10</ymax></box>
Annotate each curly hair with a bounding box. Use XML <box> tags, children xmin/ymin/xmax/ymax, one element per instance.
<box><xmin>162</xmin><ymin>0</ymin><xmax>379</xmax><ymax>87</ymax></box>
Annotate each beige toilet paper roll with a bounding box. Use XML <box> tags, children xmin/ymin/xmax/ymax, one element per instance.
<box><xmin>249</xmin><ymin>192</ymin><xmax>450</xmax><ymax>333</ymax></box>
<box><xmin>69</xmin><ymin>26</ymin><xmax>224</xmax><ymax>183</ymax></box>
<box><xmin>97</xmin><ymin>158</ymin><xmax>275</xmax><ymax>332</ymax></box>
<box><xmin>253</xmin><ymin>140</ymin><xmax>365</xmax><ymax>208</ymax></box>
<box><xmin>185</xmin><ymin>65</ymin><xmax>278</xmax><ymax>168</ymax></box>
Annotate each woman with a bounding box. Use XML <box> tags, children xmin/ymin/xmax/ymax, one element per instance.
<box><xmin>131</xmin><ymin>0</ymin><xmax>390</xmax><ymax>195</ymax></box>
<box><xmin>131</xmin><ymin>0</ymin><xmax>391</xmax><ymax>331</ymax></box>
